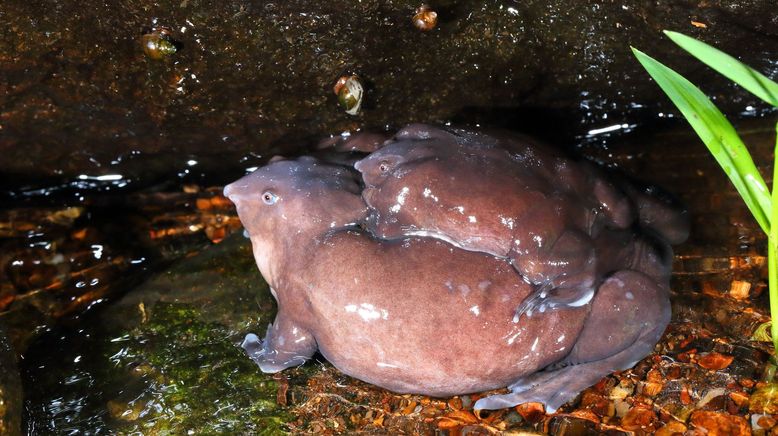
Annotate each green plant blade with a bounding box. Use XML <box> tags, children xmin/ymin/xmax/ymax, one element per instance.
<box><xmin>771</xmin><ymin>122</ymin><xmax>778</xmax><ymax>352</ymax></box>
<box><xmin>632</xmin><ymin>47</ymin><xmax>771</xmax><ymax>234</ymax></box>
<box><xmin>665</xmin><ymin>31</ymin><xmax>778</xmax><ymax>107</ymax></box>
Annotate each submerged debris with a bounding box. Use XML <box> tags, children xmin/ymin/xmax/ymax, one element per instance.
<box><xmin>0</xmin><ymin>188</ymin><xmax>240</xmax><ymax>354</ymax></box>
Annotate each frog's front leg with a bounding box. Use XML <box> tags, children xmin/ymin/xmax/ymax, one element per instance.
<box><xmin>511</xmin><ymin>229</ymin><xmax>597</xmax><ymax>320</ymax></box>
<box><xmin>242</xmin><ymin>310</ymin><xmax>317</xmax><ymax>373</ymax></box>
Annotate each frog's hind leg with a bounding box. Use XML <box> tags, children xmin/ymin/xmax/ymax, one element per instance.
<box><xmin>477</xmin><ymin>270</ymin><xmax>670</xmax><ymax>413</ymax></box>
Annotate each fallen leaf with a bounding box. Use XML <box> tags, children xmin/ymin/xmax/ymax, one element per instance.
<box><xmin>621</xmin><ymin>404</ymin><xmax>656</xmax><ymax>431</ymax></box>
<box><xmin>681</xmin><ymin>387</ymin><xmax>693</xmax><ymax>405</ymax></box>
<box><xmin>728</xmin><ymin>280</ymin><xmax>751</xmax><ymax>300</ymax></box>
<box><xmin>690</xmin><ymin>410</ymin><xmax>749</xmax><ymax>436</ymax></box>
<box><xmin>697</xmin><ymin>352</ymin><xmax>734</xmax><ymax>370</ymax></box>
<box><xmin>728</xmin><ymin>391</ymin><xmax>749</xmax><ymax>408</ymax></box>
<box><xmin>445</xmin><ymin>410</ymin><xmax>478</xmax><ymax>424</ymax></box>
<box><xmin>655</xmin><ymin>420</ymin><xmax>687</xmax><ymax>436</ymax></box>
<box><xmin>515</xmin><ymin>402</ymin><xmax>546</xmax><ymax>423</ymax></box>
<box><xmin>569</xmin><ymin>409</ymin><xmax>600</xmax><ymax>423</ymax></box>
<box><xmin>400</xmin><ymin>400</ymin><xmax>417</xmax><ymax>415</ymax></box>
<box><xmin>436</xmin><ymin>417</ymin><xmax>462</xmax><ymax>430</ymax></box>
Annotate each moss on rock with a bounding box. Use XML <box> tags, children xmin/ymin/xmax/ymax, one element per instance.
<box><xmin>22</xmin><ymin>234</ymin><xmax>295</xmax><ymax>434</ymax></box>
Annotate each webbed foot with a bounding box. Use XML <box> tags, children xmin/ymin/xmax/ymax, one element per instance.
<box><xmin>474</xmin><ymin>363</ymin><xmax>597</xmax><ymax>413</ymax></box>
<box><xmin>475</xmin><ymin>319</ymin><xmax>666</xmax><ymax>413</ymax></box>
<box><xmin>242</xmin><ymin>312</ymin><xmax>317</xmax><ymax>373</ymax></box>
<box><xmin>512</xmin><ymin>282</ymin><xmax>595</xmax><ymax>322</ymax></box>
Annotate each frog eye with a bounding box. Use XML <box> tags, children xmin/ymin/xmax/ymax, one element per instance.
<box><xmin>261</xmin><ymin>191</ymin><xmax>278</xmax><ymax>205</ymax></box>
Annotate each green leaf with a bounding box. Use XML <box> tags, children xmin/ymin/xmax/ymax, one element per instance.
<box><xmin>665</xmin><ymin>31</ymin><xmax>778</xmax><ymax>107</ymax></box>
<box><xmin>771</xmin><ymin>122</ymin><xmax>778</xmax><ymax>352</ymax></box>
<box><xmin>631</xmin><ymin>47</ymin><xmax>771</xmax><ymax>234</ymax></box>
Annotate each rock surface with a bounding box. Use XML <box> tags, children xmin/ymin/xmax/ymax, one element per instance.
<box><xmin>1</xmin><ymin>0</ymin><xmax>777</xmax><ymax>185</ymax></box>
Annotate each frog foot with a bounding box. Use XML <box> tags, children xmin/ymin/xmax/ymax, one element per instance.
<box><xmin>473</xmin><ymin>363</ymin><xmax>588</xmax><ymax>413</ymax></box>
<box><xmin>242</xmin><ymin>312</ymin><xmax>318</xmax><ymax>373</ymax></box>
<box><xmin>512</xmin><ymin>282</ymin><xmax>595</xmax><ymax>323</ymax></box>
<box><xmin>241</xmin><ymin>331</ymin><xmax>306</xmax><ymax>373</ymax></box>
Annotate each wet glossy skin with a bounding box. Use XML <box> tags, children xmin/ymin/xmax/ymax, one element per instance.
<box><xmin>354</xmin><ymin>124</ymin><xmax>686</xmax><ymax>315</ymax></box>
<box><xmin>224</xmin><ymin>157</ymin><xmax>671</xmax><ymax>412</ymax></box>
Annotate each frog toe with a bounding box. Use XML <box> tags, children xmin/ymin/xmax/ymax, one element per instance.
<box><xmin>242</xmin><ymin>313</ymin><xmax>318</xmax><ymax>373</ymax></box>
<box><xmin>474</xmin><ymin>366</ymin><xmax>583</xmax><ymax>413</ymax></box>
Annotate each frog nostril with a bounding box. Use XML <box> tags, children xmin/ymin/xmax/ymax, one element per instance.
<box><xmin>223</xmin><ymin>182</ymin><xmax>251</xmax><ymax>206</ymax></box>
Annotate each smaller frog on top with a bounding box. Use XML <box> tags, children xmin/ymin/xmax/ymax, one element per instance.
<box><xmin>354</xmin><ymin>124</ymin><xmax>688</xmax><ymax>317</ymax></box>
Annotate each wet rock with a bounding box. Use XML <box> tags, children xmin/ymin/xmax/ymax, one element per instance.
<box><xmin>545</xmin><ymin>413</ymin><xmax>603</xmax><ymax>435</ymax></box>
<box><xmin>1</xmin><ymin>0</ymin><xmax>777</xmax><ymax>185</ymax></box>
<box><xmin>0</xmin><ymin>323</ymin><xmax>21</xmax><ymax>436</ymax></box>
<box><xmin>0</xmin><ymin>189</ymin><xmax>240</xmax><ymax>355</ymax></box>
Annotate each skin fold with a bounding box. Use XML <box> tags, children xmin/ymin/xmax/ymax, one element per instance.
<box><xmin>224</xmin><ymin>156</ymin><xmax>673</xmax><ymax>413</ymax></box>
